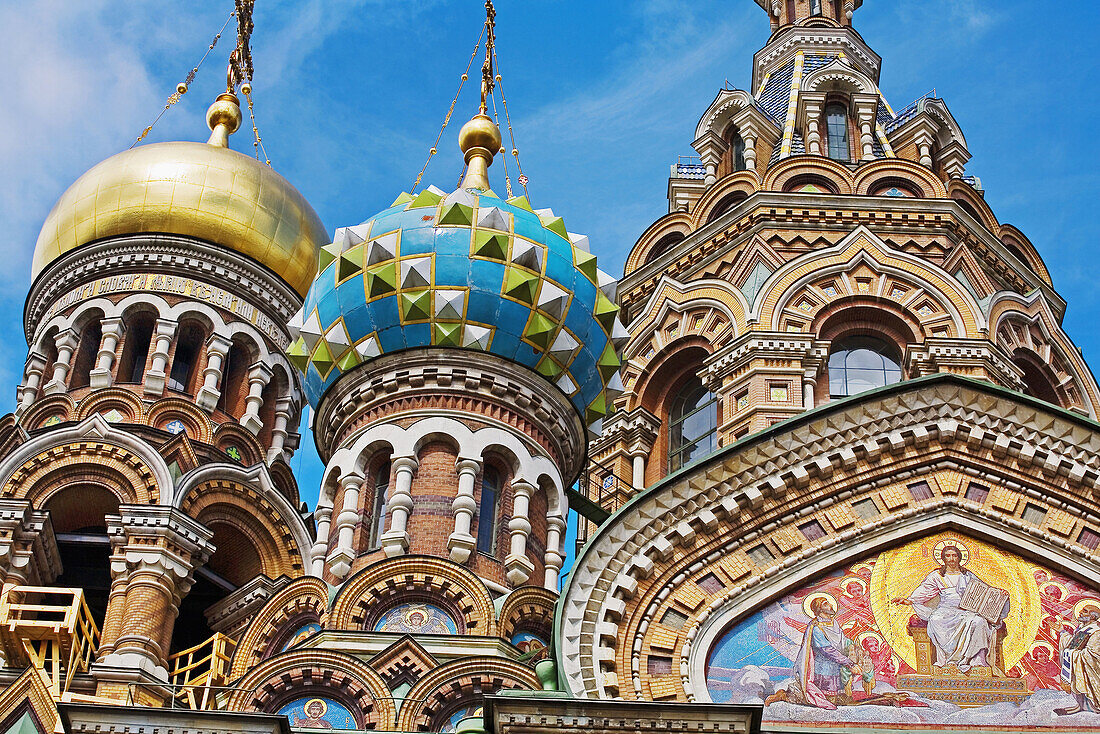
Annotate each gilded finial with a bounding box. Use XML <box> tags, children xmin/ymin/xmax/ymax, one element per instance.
<box><xmin>459</xmin><ymin>0</ymin><xmax>501</xmax><ymax>190</ymax></box>
<box><xmin>227</xmin><ymin>0</ymin><xmax>255</xmax><ymax>94</ymax></box>
<box><xmin>205</xmin><ymin>0</ymin><xmax>253</xmax><ymax>148</ymax></box>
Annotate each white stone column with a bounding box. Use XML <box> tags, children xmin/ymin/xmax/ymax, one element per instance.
<box><xmin>326</xmin><ymin>472</ymin><xmax>364</xmax><ymax>579</ymax></box>
<box><xmin>41</xmin><ymin>328</ymin><xmax>79</xmax><ymax>396</ymax></box>
<box><xmin>806</xmin><ymin>117</ymin><xmax>822</xmax><ymax>155</ymax></box>
<box><xmin>266</xmin><ymin>397</ymin><xmax>296</xmax><ymax>464</ymax></box>
<box><xmin>543</xmin><ymin>514</ymin><xmax>566</xmax><ymax>591</ymax></box>
<box><xmin>380</xmin><ymin>456</ymin><xmax>417</xmax><ymax>557</ymax></box>
<box><xmin>196</xmin><ymin>334</ymin><xmax>232</xmax><ymax>411</ymax></box>
<box><xmin>143</xmin><ymin>319</ymin><xmax>177</xmax><ymax>397</ymax></box>
<box><xmin>448</xmin><ymin>458</ymin><xmax>482</xmax><ymax>563</ymax></box>
<box><xmin>631</xmin><ymin>450</ymin><xmax>647</xmax><ymax>491</ymax></box>
<box><xmin>15</xmin><ymin>352</ymin><xmax>48</xmax><ymax>416</ymax></box>
<box><xmin>803</xmin><ymin>377</ymin><xmax>816</xmax><ymax>409</ymax></box>
<box><xmin>505</xmin><ymin>479</ymin><xmax>536</xmax><ymax>586</ymax></box>
<box><xmin>89</xmin><ymin>317</ymin><xmax>124</xmax><ymax>388</ymax></box>
<box><xmin>310</xmin><ymin>504</ymin><xmax>332</xmax><ymax>577</ymax></box>
<box><xmin>742</xmin><ymin>135</ymin><xmax>757</xmax><ymax>172</ymax></box>
<box><xmin>240</xmin><ymin>362</ymin><xmax>274</xmax><ymax>435</ymax></box>
<box><xmin>855</xmin><ymin>107</ymin><xmax>876</xmax><ymax>161</ymax></box>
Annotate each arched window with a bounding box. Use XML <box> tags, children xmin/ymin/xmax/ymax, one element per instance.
<box><xmin>368</xmin><ymin>460</ymin><xmax>390</xmax><ymax>549</ymax></box>
<box><xmin>1014</xmin><ymin>355</ymin><xmax>1061</xmax><ymax>406</ymax></box>
<box><xmin>825</xmin><ymin>103</ymin><xmax>850</xmax><ymax>162</ymax></box>
<box><xmin>707</xmin><ymin>191</ymin><xmax>749</xmax><ymax>224</ymax></box>
<box><xmin>668</xmin><ymin>377</ymin><xmax>718</xmax><ymax>471</ymax></box>
<box><xmin>168</xmin><ymin>322</ymin><xmax>204</xmax><ymax>394</ymax></box>
<box><xmin>117</xmin><ymin>312</ymin><xmax>155</xmax><ymax>384</ymax></box>
<box><xmin>828</xmin><ymin>337</ymin><xmax>902</xmax><ymax>398</ymax></box>
<box><xmin>810</xmin><ymin>0</ymin><xmax>822</xmax><ymax>15</ymax></box>
<box><xmin>476</xmin><ymin>467</ymin><xmax>501</xmax><ymax>554</ymax></box>
<box><xmin>646</xmin><ymin>232</ymin><xmax>686</xmax><ymax>264</ymax></box>
<box><xmin>731</xmin><ymin>131</ymin><xmax>746</xmax><ymax>172</ymax></box>
<box><xmin>69</xmin><ymin>319</ymin><xmax>102</xmax><ymax>390</ymax></box>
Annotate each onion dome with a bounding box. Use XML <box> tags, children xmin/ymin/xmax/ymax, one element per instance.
<box><xmin>32</xmin><ymin>93</ymin><xmax>327</xmax><ymax>296</ymax></box>
<box><xmin>287</xmin><ymin>115</ymin><xmax>628</xmax><ymax>426</ymax></box>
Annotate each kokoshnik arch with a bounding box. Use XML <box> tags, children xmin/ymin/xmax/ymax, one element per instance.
<box><xmin>0</xmin><ymin>2</ymin><xmax>1098</xmax><ymax>734</ymax></box>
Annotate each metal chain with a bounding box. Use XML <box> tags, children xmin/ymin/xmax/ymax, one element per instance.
<box><xmin>411</xmin><ymin>24</ymin><xmax>485</xmax><ymax>193</ymax></box>
<box><xmin>490</xmin><ymin>44</ymin><xmax>530</xmax><ymax>200</ymax></box>
<box><xmin>132</xmin><ymin>10</ymin><xmax>235</xmax><ymax>147</ymax></box>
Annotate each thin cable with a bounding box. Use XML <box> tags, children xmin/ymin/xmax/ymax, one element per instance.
<box><xmin>489</xmin><ymin>88</ymin><xmax>512</xmax><ymax>198</ymax></box>
<box><xmin>242</xmin><ymin>86</ymin><xmax>271</xmax><ymax>165</ymax></box>
<box><xmin>132</xmin><ymin>10</ymin><xmax>236</xmax><ymax>147</ymax></box>
<box><xmin>411</xmin><ymin>25</ymin><xmax>486</xmax><ymax>194</ymax></box>
<box><xmin>490</xmin><ymin>45</ymin><xmax>529</xmax><ymax>201</ymax></box>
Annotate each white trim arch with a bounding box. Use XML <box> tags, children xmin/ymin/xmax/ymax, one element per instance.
<box><xmin>0</xmin><ymin>414</ymin><xmax>175</xmax><ymax>505</ymax></box>
<box><xmin>174</xmin><ymin>462</ymin><xmax>313</xmax><ymax>577</ymax></box>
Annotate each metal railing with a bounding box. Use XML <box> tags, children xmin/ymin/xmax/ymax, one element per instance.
<box><xmin>673</xmin><ymin>155</ymin><xmax>706</xmax><ymax>179</ymax></box>
<box><xmin>167</xmin><ymin>632</ymin><xmax>237</xmax><ymax>710</ymax></box>
<box><xmin>0</xmin><ymin>584</ymin><xmax>101</xmax><ymax>698</ymax></box>
<box><xmin>571</xmin><ymin>457</ymin><xmax>633</xmax><ymax>554</ymax></box>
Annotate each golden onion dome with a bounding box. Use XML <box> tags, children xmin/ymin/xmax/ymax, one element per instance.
<box><xmin>32</xmin><ymin>93</ymin><xmax>327</xmax><ymax>296</ymax></box>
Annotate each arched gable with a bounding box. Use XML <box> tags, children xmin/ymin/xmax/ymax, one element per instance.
<box><xmin>557</xmin><ymin>375</ymin><xmax>1100</xmax><ymax>701</ymax></box>
<box><xmin>755</xmin><ymin>226</ymin><xmax>985</xmax><ymax>337</ymax></box>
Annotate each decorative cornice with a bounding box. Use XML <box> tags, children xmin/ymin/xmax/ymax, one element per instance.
<box><xmin>314</xmin><ymin>348</ymin><xmax>587</xmax><ymax>482</ymax></box>
<box><xmin>25</xmin><ymin>233</ymin><xmax>301</xmax><ymax>344</ymax></box>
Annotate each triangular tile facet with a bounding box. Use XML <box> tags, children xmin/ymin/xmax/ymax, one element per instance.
<box><xmin>438</xmin><ymin>202</ymin><xmax>473</xmax><ymax>227</ymax></box>
<box><xmin>300</xmin><ymin>311</ymin><xmax>323</xmax><ymax>351</ymax></box>
<box><xmin>477</xmin><ymin>205</ymin><xmax>509</xmax><ymax>231</ymax></box>
<box><xmin>433</xmin><ymin>322</ymin><xmax>463</xmax><ymax>348</ymax></box>
<box><xmin>365</xmin><ymin>262</ymin><xmax>398</xmax><ymax>298</ymax></box>
<box><xmin>537</xmin><ymin>281</ymin><xmax>569</xmax><ymax>319</ymax></box>
<box><xmin>524</xmin><ymin>312</ymin><xmax>557</xmax><ymax>349</ymax></box>
<box><xmin>473</xmin><ymin>231</ymin><xmax>509</xmax><ymax>260</ymax></box>
<box><xmin>434</xmin><ymin>289</ymin><xmax>466</xmax><ymax>320</ymax></box>
<box><xmin>366</xmin><ymin>232</ymin><xmax>399</xmax><ymax>265</ymax></box>
<box><xmin>400</xmin><ymin>290</ymin><xmax>432</xmax><ymax>322</ymax></box>
<box><xmin>463</xmin><ymin>324</ymin><xmax>492</xmax><ymax>350</ymax></box>
<box><xmin>511</xmin><ymin>238</ymin><xmax>544</xmax><ymax>271</ymax></box>
<box><xmin>503</xmin><ymin>268</ymin><xmax>539</xmax><ymax>304</ymax></box>
<box><xmin>400</xmin><ymin>256</ymin><xmax>432</xmax><ymax>289</ymax></box>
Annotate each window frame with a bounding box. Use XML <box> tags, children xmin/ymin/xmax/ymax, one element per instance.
<box><xmin>824</xmin><ymin>103</ymin><xmax>851</xmax><ymax>162</ymax></box>
<box><xmin>827</xmin><ymin>336</ymin><xmax>903</xmax><ymax>399</ymax></box>
<box><xmin>668</xmin><ymin>378</ymin><xmax>719</xmax><ymax>471</ymax></box>
<box><xmin>476</xmin><ymin>466</ymin><xmax>502</xmax><ymax>555</ymax></box>
<box><xmin>367</xmin><ymin>460</ymin><xmax>390</xmax><ymax>550</ymax></box>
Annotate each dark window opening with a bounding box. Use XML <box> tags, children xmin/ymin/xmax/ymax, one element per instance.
<box><xmin>368</xmin><ymin>461</ymin><xmax>390</xmax><ymax>549</ymax></box>
<box><xmin>117</xmin><ymin>313</ymin><xmax>154</xmax><ymax>384</ymax></box>
<box><xmin>168</xmin><ymin>323</ymin><xmax>204</xmax><ymax>394</ymax></box>
<box><xmin>731</xmin><ymin>132</ymin><xmax>746</xmax><ymax>172</ymax></box>
<box><xmin>69</xmin><ymin>320</ymin><xmax>102</xmax><ymax>390</ymax></box>
<box><xmin>476</xmin><ymin>467</ymin><xmax>501</xmax><ymax>555</ymax></box>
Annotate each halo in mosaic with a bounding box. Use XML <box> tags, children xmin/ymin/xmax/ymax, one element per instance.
<box><xmin>288</xmin><ymin>186</ymin><xmax>628</xmax><ymax>425</ymax></box>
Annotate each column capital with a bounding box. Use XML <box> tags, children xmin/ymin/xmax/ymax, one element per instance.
<box><xmin>205</xmin><ymin>333</ymin><xmax>233</xmax><ymax>357</ymax></box>
<box><xmin>53</xmin><ymin>327</ymin><xmax>80</xmax><ymax>351</ymax></box>
<box><xmin>247</xmin><ymin>361</ymin><xmax>275</xmax><ymax>384</ymax></box>
<box><xmin>455</xmin><ymin>457</ymin><xmax>483</xmax><ymax>476</ymax></box>
<box><xmin>106</xmin><ymin>506</ymin><xmax>214</xmax><ymax>586</ymax></box>
<box><xmin>153</xmin><ymin>318</ymin><xmax>179</xmax><ymax>338</ymax></box>
<box><xmin>392</xmin><ymin>455</ymin><xmax>419</xmax><ymax>474</ymax></box>
<box><xmin>99</xmin><ymin>316</ymin><xmax>126</xmax><ymax>334</ymax></box>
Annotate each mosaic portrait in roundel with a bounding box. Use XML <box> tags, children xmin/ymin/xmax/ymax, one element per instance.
<box><xmin>373</xmin><ymin>603</ymin><xmax>459</xmax><ymax>635</ymax></box>
<box><xmin>276</xmin><ymin>697</ymin><xmax>357</xmax><ymax>730</ymax></box>
<box><xmin>704</xmin><ymin>532</ymin><xmax>1100</xmax><ymax>728</ymax></box>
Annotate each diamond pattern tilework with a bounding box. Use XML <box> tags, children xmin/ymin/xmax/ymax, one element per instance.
<box><xmin>289</xmin><ymin>188</ymin><xmax>626</xmax><ymax>424</ymax></box>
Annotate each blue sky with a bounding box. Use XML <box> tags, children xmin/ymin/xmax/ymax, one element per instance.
<box><xmin>2</xmin><ymin>1</ymin><xmax>1099</xmax><ymax>547</ymax></box>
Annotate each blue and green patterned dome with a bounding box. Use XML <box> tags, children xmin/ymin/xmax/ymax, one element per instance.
<box><xmin>286</xmin><ymin>184</ymin><xmax>628</xmax><ymax>425</ymax></box>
